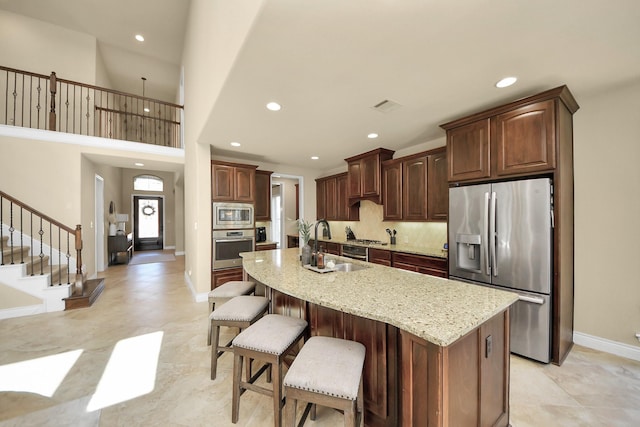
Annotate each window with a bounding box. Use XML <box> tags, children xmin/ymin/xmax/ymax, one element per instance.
<box><xmin>133</xmin><ymin>175</ymin><xmax>163</xmax><ymax>192</ymax></box>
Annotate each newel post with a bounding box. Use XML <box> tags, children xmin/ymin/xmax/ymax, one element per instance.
<box><xmin>49</xmin><ymin>71</ymin><xmax>57</xmax><ymax>131</ymax></box>
<box><xmin>75</xmin><ymin>224</ymin><xmax>83</xmax><ymax>276</ymax></box>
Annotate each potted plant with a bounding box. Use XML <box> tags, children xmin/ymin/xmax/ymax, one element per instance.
<box><xmin>297</xmin><ymin>218</ymin><xmax>312</xmax><ymax>265</ymax></box>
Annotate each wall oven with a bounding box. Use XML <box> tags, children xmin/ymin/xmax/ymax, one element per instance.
<box><xmin>212</xmin><ymin>229</ymin><xmax>255</xmax><ymax>270</ymax></box>
<box><xmin>212</xmin><ymin>202</ymin><xmax>254</xmax><ymax>229</ymax></box>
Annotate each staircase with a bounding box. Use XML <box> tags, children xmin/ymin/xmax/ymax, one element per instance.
<box><xmin>0</xmin><ymin>190</ymin><xmax>104</xmax><ymax>319</ymax></box>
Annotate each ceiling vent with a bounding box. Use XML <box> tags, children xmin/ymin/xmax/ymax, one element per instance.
<box><xmin>371</xmin><ymin>99</ymin><xmax>402</xmax><ymax>113</ymax></box>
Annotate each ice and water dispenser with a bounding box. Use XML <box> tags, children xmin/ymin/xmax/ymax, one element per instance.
<box><xmin>455</xmin><ymin>234</ymin><xmax>482</xmax><ymax>273</ymax></box>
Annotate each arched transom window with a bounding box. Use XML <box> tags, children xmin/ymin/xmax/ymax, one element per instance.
<box><xmin>134</xmin><ymin>175</ymin><xmax>164</xmax><ymax>192</ymax></box>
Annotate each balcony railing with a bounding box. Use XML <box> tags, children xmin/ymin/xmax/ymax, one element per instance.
<box><xmin>1</xmin><ymin>66</ymin><xmax>183</xmax><ymax>148</ymax></box>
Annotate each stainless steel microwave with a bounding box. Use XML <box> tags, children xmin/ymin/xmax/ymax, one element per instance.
<box><xmin>212</xmin><ymin>202</ymin><xmax>254</xmax><ymax>229</ymax></box>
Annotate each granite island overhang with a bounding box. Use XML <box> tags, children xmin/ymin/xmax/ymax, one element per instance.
<box><xmin>241</xmin><ymin>248</ymin><xmax>518</xmax><ymax>426</ymax></box>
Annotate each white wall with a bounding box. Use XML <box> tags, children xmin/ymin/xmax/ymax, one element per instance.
<box><xmin>573</xmin><ymin>79</ymin><xmax>640</xmax><ymax>348</ymax></box>
<box><xmin>0</xmin><ymin>10</ymin><xmax>97</xmax><ymax>83</ymax></box>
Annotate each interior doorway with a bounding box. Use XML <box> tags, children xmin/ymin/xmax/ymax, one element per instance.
<box><xmin>270</xmin><ymin>174</ymin><xmax>303</xmax><ymax>249</ymax></box>
<box><xmin>95</xmin><ymin>175</ymin><xmax>105</xmax><ymax>272</ymax></box>
<box><xmin>133</xmin><ymin>196</ymin><xmax>164</xmax><ymax>251</ymax></box>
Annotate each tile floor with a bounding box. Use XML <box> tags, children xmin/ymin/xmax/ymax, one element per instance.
<box><xmin>1</xmin><ymin>254</ymin><xmax>639</xmax><ymax>426</ymax></box>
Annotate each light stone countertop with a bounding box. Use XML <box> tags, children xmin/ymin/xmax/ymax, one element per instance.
<box><xmin>241</xmin><ymin>248</ymin><xmax>517</xmax><ymax>347</ymax></box>
<box><xmin>313</xmin><ymin>237</ymin><xmax>448</xmax><ymax>259</ymax></box>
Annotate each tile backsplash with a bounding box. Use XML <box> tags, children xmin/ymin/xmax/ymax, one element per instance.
<box><xmin>325</xmin><ymin>200</ymin><xmax>447</xmax><ymax>250</ymax></box>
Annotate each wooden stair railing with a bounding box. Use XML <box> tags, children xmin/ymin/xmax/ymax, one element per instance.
<box><xmin>0</xmin><ymin>190</ymin><xmax>83</xmax><ymax>288</ymax></box>
<box><xmin>1</xmin><ymin>65</ymin><xmax>183</xmax><ymax>148</ymax></box>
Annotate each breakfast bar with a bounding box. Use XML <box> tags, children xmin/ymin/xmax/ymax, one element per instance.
<box><xmin>241</xmin><ymin>248</ymin><xmax>518</xmax><ymax>427</ymax></box>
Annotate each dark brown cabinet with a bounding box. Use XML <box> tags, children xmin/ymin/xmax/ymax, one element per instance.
<box><xmin>345</xmin><ymin>148</ymin><xmax>394</xmax><ymax>204</ymax></box>
<box><xmin>316</xmin><ymin>173</ymin><xmax>359</xmax><ymax>221</ymax></box>
<box><xmin>255</xmin><ymin>170</ymin><xmax>272</xmax><ymax>221</ymax></box>
<box><xmin>211</xmin><ymin>161</ymin><xmax>256</xmax><ymax>202</ymax></box>
<box><xmin>427</xmin><ymin>149</ymin><xmax>448</xmax><ymax>221</ymax></box>
<box><xmin>369</xmin><ymin>248</ymin><xmax>391</xmax><ymax>266</ymax></box>
<box><xmin>443</xmin><ymin>91</ymin><xmax>572</xmax><ymax>184</ymax></box>
<box><xmin>382</xmin><ymin>160</ymin><xmax>402</xmax><ymax>220</ymax></box>
<box><xmin>382</xmin><ymin>147</ymin><xmax>447</xmax><ymax>221</ymax></box>
<box><xmin>391</xmin><ymin>252</ymin><xmax>447</xmax><ymax>278</ymax></box>
<box><xmin>211</xmin><ymin>267</ymin><xmax>243</xmax><ymax>290</ymax></box>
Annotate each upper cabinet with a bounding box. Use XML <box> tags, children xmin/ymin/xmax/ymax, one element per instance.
<box><xmin>255</xmin><ymin>170</ymin><xmax>273</xmax><ymax>221</ymax></box>
<box><xmin>316</xmin><ymin>172</ymin><xmax>359</xmax><ymax>221</ymax></box>
<box><xmin>441</xmin><ymin>86</ymin><xmax>579</xmax><ymax>184</ymax></box>
<box><xmin>211</xmin><ymin>161</ymin><xmax>257</xmax><ymax>202</ymax></box>
<box><xmin>382</xmin><ymin>147</ymin><xmax>448</xmax><ymax>222</ymax></box>
<box><xmin>345</xmin><ymin>148</ymin><xmax>395</xmax><ymax>205</ymax></box>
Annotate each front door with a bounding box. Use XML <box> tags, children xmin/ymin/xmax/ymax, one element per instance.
<box><xmin>133</xmin><ymin>196</ymin><xmax>164</xmax><ymax>251</ymax></box>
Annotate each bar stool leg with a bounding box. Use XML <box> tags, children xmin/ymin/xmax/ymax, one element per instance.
<box><xmin>284</xmin><ymin>394</ymin><xmax>296</xmax><ymax>427</ymax></box>
<box><xmin>232</xmin><ymin>352</ymin><xmax>243</xmax><ymax>423</ymax></box>
<box><xmin>210</xmin><ymin>322</ymin><xmax>220</xmax><ymax>380</ymax></box>
<box><xmin>207</xmin><ymin>301</ymin><xmax>214</xmax><ymax>345</ymax></box>
<box><xmin>273</xmin><ymin>357</ymin><xmax>283</xmax><ymax>427</ymax></box>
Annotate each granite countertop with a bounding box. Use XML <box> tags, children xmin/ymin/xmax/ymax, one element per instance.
<box><xmin>241</xmin><ymin>248</ymin><xmax>517</xmax><ymax>347</ymax></box>
<box><xmin>313</xmin><ymin>237</ymin><xmax>448</xmax><ymax>259</ymax></box>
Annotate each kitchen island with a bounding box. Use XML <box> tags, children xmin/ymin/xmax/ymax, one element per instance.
<box><xmin>241</xmin><ymin>248</ymin><xmax>517</xmax><ymax>427</ymax></box>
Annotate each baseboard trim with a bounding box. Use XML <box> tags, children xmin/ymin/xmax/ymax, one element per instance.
<box><xmin>184</xmin><ymin>271</ymin><xmax>208</xmax><ymax>303</ymax></box>
<box><xmin>0</xmin><ymin>304</ymin><xmax>45</xmax><ymax>320</ymax></box>
<box><xmin>574</xmin><ymin>331</ymin><xmax>640</xmax><ymax>362</ymax></box>
<box><xmin>175</xmin><ymin>251</ymin><xmax>185</xmax><ymax>256</ymax></box>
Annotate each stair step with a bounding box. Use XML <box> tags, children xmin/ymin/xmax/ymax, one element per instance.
<box><xmin>64</xmin><ymin>278</ymin><xmax>105</xmax><ymax>310</ymax></box>
<box><xmin>1</xmin><ymin>245</ymin><xmax>31</xmax><ymax>261</ymax></box>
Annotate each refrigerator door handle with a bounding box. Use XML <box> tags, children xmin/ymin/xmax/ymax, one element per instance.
<box><xmin>490</xmin><ymin>191</ymin><xmax>497</xmax><ymax>277</ymax></box>
<box><xmin>484</xmin><ymin>192</ymin><xmax>490</xmax><ymax>275</ymax></box>
<box><xmin>518</xmin><ymin>295</ymin><xmax>545</xmax><ymax>305</ymax></box>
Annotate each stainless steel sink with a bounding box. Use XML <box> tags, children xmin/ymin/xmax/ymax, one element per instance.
<box><xmin>333</xmin><ymin>263</ymin><xmax>369</xmax><ymax>272</ymax></box>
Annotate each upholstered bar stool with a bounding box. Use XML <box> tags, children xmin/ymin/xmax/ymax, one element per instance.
<box><xmin>231</xmin><ymin>314</ymin><xmax>308</xmax><ymax>427</ymax></box>
<box><xmin>207</xmin><ymin>280</ymin><xmax>255</xmax><ymax>345</ymax></box>
<box><xmin>210</xmin><ymin>295</ymin><xmax>268</xmax><ymax>380</ymax></box>
<box><xmin>283</xmin><ymin>336</ymin><xmax>366</xmax><ymax>427</ymax></box>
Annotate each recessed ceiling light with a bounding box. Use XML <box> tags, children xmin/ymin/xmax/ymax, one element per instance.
<box><xmin>230</xmin><ymin>142</ymin><xmax>241</xmax><ymax>147</ymax></box>
<box><xmin>311</xmin><ymin>156</ymin><xmax>319</xmax><ymax>160</ymax></box>
<box><xmin>367</xmin><ymin>133</ymin><xmax>379</xmax><ymax>139</ymax></box>
<box><xmin>135</xmin><ymin>34</ymin><xmax>145</xmax><ymax>42</ymax></box>
<box><xmin>143</xmin><ymin>107</ymin><xmax>150</xmax><ymax>113</ymax></box>
<box><xmin>266</xmin><ymin>102</ymin><xmax>281</xmax><ymax>111</ymax></box>
<box><xmin>496</xmin><ymin>77</ymin><xmax>517</xmax><ymax>88</ymax></box>
<box><xmin>135</xmin><ymin>162</ymin><xmax>144</xmax><ymax>167</ymax></box>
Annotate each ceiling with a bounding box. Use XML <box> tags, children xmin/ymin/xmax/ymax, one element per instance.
<box><xmin>2</xmin><ymin>0</ymin><xmax>640</xmax><ymax>172</ymax></box>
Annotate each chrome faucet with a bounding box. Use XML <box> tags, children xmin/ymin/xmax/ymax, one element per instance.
<box><xmin>312</xmin><ymin>219</ymin><xmax>332</xmax><ymax>266</ymax></box>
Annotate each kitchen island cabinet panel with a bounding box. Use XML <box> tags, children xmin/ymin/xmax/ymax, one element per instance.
<box><xmin>399</xmin><ymin>309</ymin><xmax>509</xmax><ymax>427</ymax></box>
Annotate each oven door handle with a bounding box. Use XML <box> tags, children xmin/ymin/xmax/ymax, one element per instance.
<box><xmin>214</xmin><ymin>238</ymin><xmax>254</xmax><ymax>243</ymax></box>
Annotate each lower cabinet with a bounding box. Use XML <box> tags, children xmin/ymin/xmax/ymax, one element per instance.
<box><xmin>255</xmin><ymin>243</ymin><xmax>277</xmax><ymax>251</ymax></box>
<box><xmin>400</xmin><ymin>310</ymin><xmax>510</xmax><ymax>427</ymax></box>
<box><xmin>369</xmin><ymin>248</ymin><xmax>392</xmax><ymax>266</ymax></box>
<box><xmin>391</xmin><ymin>252</ymin><xmax>447</xmax><ymax>278</ymax></box>
<box><xmin>211</xmin><ymin>267</ymin><xmax>243</xmax><ymax>290</ymax></box>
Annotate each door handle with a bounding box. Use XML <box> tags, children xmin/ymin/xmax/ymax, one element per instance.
<box><xmin>518</xmin><ymin>295</ymin><xmax>545</xmax><ymax>305</ymax></box>
<box><xmin>490</xmin><ymin>191</ymin><xmax>497</xmax><ymax>277</ymax></box>
<box><xmin>484</xmin><ymin>192</ymin><xmax>490</xmax><ymax>275</ymax></box>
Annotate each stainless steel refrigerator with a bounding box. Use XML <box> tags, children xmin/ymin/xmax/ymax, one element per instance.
<box><xmin>449</xmin><ymin>178</ymin><xmax>553</xmax><ymax>363</ymax></box>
